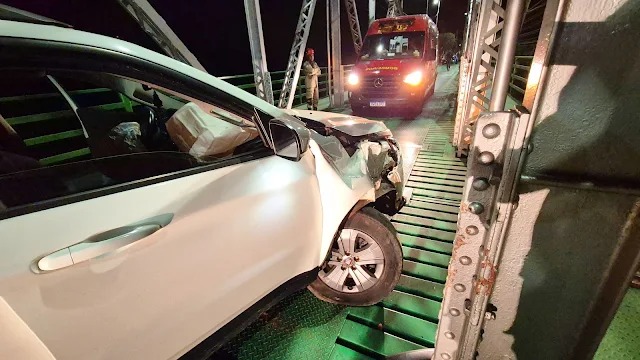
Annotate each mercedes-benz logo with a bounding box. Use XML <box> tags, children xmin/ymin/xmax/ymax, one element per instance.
<box><xmin>373</xmin><ymin>78</ymin><xmax>384</xmax><ymax>88</ymax></box>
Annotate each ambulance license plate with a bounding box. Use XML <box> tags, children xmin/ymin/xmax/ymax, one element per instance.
<box><xmin>369</xmin><ymin>101</ymin><xmax>386</xmax><ymax>107</ymax></box>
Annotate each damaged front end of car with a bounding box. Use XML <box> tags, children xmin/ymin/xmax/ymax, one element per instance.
<box><xmin>289</xmin><ymin>110</ymin><xmax>406</xmax><ymax>215</ymax></box>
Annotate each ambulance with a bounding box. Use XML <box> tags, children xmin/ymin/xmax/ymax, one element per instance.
<box><xmin>348</xmin><ymin>15</ymin><xmax>439</xmax><ymax>118</ymax></box>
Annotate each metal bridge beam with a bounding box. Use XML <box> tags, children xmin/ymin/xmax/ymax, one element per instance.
<box><xmin>386</xmin><ymin>0</ymin><xmax>404</xmax><ymax>18</ymax></box>
<box><xmin>244</xmin><ymin>0</ymin><xmax>274</xmax><ymax>104</ymax></box>
<box><xmin>452</xmin><ymin>0</ymin><xmax>481</xmax><ymax>152</ymax></box>
<box><xmin>452</xmin><ymin>0</ymin><xmax>528</xmax><ymax>157</ymax></box>
<box><xmin>117</xmin><ymin>0</ymin><xmax>206</xmax><ymax>72</ymax></box>
<box><xmin>329</xmin><ymin>0</ymin><xmax>345</xmax><ymax>108</ymax></box>
<box><xmin>344</xmin><ymin>0</ymin><xmax>363</xmax><ymax>54</ymax></box>
<box><xmin>369</xmin><ymin>0</ymin><xmax>376</xmax><ymax>25</ymax></box>
<box><xmin>436</xmin><ymin>0</ymin><xmax>566</xmax><ymax>358</ymax></box>
<box><xmin>490</xmin><ymin>0</ymin><xmax>526</xmax><ymax>111</ymax></box>
<box><xmin>277</xmin><ymin>0</ymin><xmax>317</xmax><ymax>109</ymax></box>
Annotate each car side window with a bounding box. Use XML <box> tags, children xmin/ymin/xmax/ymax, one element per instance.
<box><xmin>0</xmin><ymin>70</ymin><xmax>266</xmax><ymax>216</ymax></box>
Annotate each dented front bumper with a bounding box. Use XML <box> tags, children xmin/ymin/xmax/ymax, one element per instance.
<box><xmin>309</xmin><ymin>131</ymin><xmax>405</xmax><ymax>215</ymax></box>
<box><xmin>285</xmin><ymin>110</ymin><xmax>407</xmax><ymax>215</ymax></box>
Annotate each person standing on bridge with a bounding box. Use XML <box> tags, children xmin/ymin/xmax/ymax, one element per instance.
<box><xmin>303</xmin><ymin>48</ymin><xmax>321</xmax><ymax>110</ymax></box>
<box><xmin>442</xmin><ymin>53</ymin><xmax>450</xmax><ymax>71</ymax></box>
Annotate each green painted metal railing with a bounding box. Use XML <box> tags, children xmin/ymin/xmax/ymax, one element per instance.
<box><xmin>219</xmin><ymin>65</ymin><xmax>354</xmax><ymax>106</ymax></box>
<box><xmin>219</xmin><ymin>67</ymin><xmax>331</xmax><ymax>106</ymax></box>
<box><xmin>1</xmin><ymin>88</ymin><xmax>128</xmax><ymax>165</ymax></box>
<box><xmin>509</xmin><ymin>55</ymin><xmax>533</xmax><ymax>102</ymax></box>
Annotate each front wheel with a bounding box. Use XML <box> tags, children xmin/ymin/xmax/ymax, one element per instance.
<box><xmin>309</xmin><ymin>207</ymin><xmax>403</xmax><ymax>306</ymax></box>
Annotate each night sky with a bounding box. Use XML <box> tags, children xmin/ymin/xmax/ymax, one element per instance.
<box><xmin>4</xmin><ymin>0</ymin><xmax>466</xmax><ymax>76</ymax></box>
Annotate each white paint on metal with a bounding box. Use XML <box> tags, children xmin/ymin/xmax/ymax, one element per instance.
<box><xmin>0</xmin><ymin>297</ymin><xmax>55</xmax><ymax>360</ymax></box>
<box><xmin>0</xmin><ymin>154</ymin><xmax>324</xmax><ymax>359</ymax></box>
<box><xmin>244</xmin><ymin>0</ymin><xmax>275</xmax><ymax>104</ymax></box>
<box><xmin>329</xmin><ymin>0</ymin><xmax>345</xmax><ymax>107</ymax></box>
<box><xmin>369</xmin><ymin>0</ymin><xmax>376</xmax><ymax>25</ymax></box>
<box><xmin>310</xmin><ymin>141</ymin><xmax>376</xmax><ymax>265</ymax></box>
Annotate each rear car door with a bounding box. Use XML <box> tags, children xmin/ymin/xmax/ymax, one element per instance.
<box><xmin>0</xmin><ymin>39</ymin><xmax>323</xmax><ymax>359</ymax></box>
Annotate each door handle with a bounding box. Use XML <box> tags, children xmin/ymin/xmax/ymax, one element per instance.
<box><xmin>68</xmin><ymin>224</ymin><xmax>160</xmax><ymax>264</ymax></box>
<box><xmin>36</xmin><ymin>214</ymin><xmax>172</xmax><ymax>272</ymax></box>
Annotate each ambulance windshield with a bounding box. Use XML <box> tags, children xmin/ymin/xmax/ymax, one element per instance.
<box><xmin>360</xmin><ymin>32</ymin><xmax>425</xmax><ymax>60</ymax></box>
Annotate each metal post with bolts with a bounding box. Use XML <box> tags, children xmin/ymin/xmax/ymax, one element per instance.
<box><xmin>452</xmin><ymin>0</ymin><xmax>526</xmax><ymax>157</ymax></box>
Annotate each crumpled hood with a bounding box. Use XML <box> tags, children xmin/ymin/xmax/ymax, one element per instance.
<box><xmin>285</xmin><ymin>109</ymin><xmax>405</xmax><ymax>215</ymax></box>
<box><xmin>285</xmin><ymin>109</ymin><xmax>391</xmax><ymax>137</ymax></box>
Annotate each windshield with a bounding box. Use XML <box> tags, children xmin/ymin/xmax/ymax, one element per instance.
<box><xmin>360</xmin><ymin>32</ymin><xmax>425</xmax><ymax>60</ymax></box>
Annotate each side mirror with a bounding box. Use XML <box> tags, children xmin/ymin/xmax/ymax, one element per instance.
<box><xmin>268</xmin><ymin>117</ymin><xmax>310</xmax><ymax>161</ymax></box>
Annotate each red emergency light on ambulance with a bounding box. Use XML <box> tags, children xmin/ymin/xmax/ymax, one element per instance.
<box><xmin>348</xmin><ymin>15</ymin><xmax>438</xmax><ymax>118</ymax></box>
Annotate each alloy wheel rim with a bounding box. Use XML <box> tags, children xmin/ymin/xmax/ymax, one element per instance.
<box><xmin>318</xmin><ymin>228</ymin><xmax>385</xmax><ymax>293</ymax></box>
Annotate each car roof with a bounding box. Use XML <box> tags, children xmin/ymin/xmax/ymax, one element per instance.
<box><xmin>0</xmin><ymin>19</ymin><xmax>284</xmax><ymax>119</ymax></box>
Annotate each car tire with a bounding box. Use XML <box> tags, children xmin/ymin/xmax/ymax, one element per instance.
<box><xmin>308</xmin><ymin>207</ymin><xmax>403</xmax><ymax>306</ymax></box>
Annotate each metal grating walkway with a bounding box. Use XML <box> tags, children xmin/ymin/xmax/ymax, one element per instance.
<box><xmin>330</xmin><ymin>120</ymin><xmax>465</xmax><ymax>359</ymax></box>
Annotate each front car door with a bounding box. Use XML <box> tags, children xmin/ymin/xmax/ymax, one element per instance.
<box><xmin>0</xmin><ymin>35</ymin><xmax>324</xmax><ymax>359</ymax></box>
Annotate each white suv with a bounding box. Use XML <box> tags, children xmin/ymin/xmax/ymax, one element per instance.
<box><xmin>0</xmin><ymin>8</ymin><xmax>405</xmax><ymax>360</ymax></box>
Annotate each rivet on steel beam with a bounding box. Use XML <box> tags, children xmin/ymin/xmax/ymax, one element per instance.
<box><xmin>444</xmin><ymin>331</ymin><xmax>455</xmax><ymax>339</ymax></box>
<box><xmin>482</xmin><ymin>123</ymin><xmax>501</xmax><ymax>139</ymax></box>
<box><xmin>441</xmin><ymin>353</ymin><xmax>452</xmax><ymax>360</ymax></box>
<box><xmin>472</xmin><ymin>177</ymin><xmax>490</xmax><ymax>191</ymax></box>
<box><xmin>454</xmin><ymin>283</ymin><xmax>466</xmax><ymax>292</ymax></box>
<box><xmin>460</xmin><ymin>256</ymin><xmax>472</xmax><ymax>265</ymax></box>
<box><xmin>450</xmin><ymin>308</ymin><xmax>461</xmax><ymax>316</ymax></box>
<box><xmin>478</xmin><ymin>151</ymin><xmax>495</xmax><ymax>165</ymax></box>
<box><xmin>468</xmin><ymin>202</ymin><xmax>485</xmax><ymax>214</ymax></box>
<box><xmin>465</xmin><ymin>225</ymin><xmax>479</xmax><ymax>235</ymax></box>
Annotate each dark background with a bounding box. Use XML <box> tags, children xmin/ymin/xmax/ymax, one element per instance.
<box><xmin>3</xmin><ymin>0</ymin><xmax>466</xmax><ymax>76</ymax></box>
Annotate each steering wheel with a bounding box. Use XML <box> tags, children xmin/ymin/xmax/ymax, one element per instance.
<box><xmin>140</xmin><ymin>106</ymin><xmax>178</xmax><ymax>152</ymax></box>
<box><xmin>141</xmin><ymin>106</ymin><xmax>158</xmax><ymax>140</ymax></box>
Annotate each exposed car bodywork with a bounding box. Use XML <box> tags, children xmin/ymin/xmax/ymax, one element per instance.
<box><xmin>286</xmin><ymin>110</ymin><xmax>406</xmax><ymax>216</ymax></box>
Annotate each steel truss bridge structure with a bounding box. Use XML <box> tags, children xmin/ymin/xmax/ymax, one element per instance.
<box><xmin>7</xmin><ymin>0</ymin><xmax>636</xmax><ymax>359</ymax></box>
